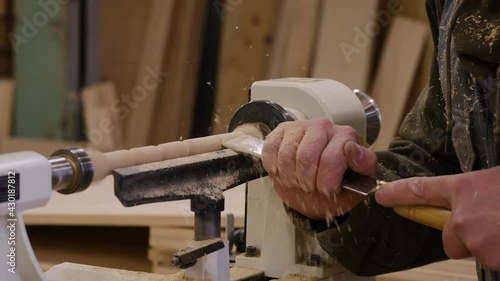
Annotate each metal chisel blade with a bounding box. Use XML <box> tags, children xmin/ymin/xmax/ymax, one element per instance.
<box><xmin>341</xmin><ymin>169</ymin><xmax>380</xmax><ymax>196</ymax></box>
<box><xmin>223</xmin><ymin>135</ymin><xmax>381</xmax><ymax>196</ymax></box>
<box><xmin>222</xmin><ymin>135</ymin><xmax>264</xmax><ymax>158</ymax></box>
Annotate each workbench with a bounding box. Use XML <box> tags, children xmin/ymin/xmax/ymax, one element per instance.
<box><xmin>23</xmin><ymin>176</ymin><xmax>476</xmax><ymax>280</ymax></box>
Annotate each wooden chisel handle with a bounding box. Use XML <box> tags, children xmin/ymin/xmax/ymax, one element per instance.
<box><xmin>392</xmin><ymin>205</ymin><xmax>450</xmax><ymax>230</ymax></box>
<box><xmin>376</xmin><ymin>181</ymin><xmax>451</xmax><ymax>230</ymax></box>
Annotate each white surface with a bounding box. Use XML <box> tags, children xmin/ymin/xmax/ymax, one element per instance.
<box><xmin>0</xmin><ymin>152</ymin><xmax>52</xmax><ymax>281</ymax></box>
<box><xmin>252</xmin><ymin>78</ymin><xmax>367</xmax><ymax>145</ymax></box>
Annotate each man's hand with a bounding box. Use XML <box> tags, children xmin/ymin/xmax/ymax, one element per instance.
<box><xmin>375</xmin><ymin>168</ymin><xmax>500</xmax><ymax>271</ymax></box>
<box><xmin>262</xmin><ymin>118</ymin><xmax>378</xmax><ymax>220</ymax></box>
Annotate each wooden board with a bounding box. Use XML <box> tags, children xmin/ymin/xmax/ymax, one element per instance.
<box><xmin>312</xmin><ymin>0</ymin><xmax>380</xmax><ymax>91</ymax></box>
<box><xmin>211</xmin><ymin>0</ymin><xmax>282</xmax><ymax>135</ymax></box>
<box><xmin>124</xmin><ymin>0</ymin><xmax>174</xmax><ymax>148</ymax></box>
<box><xmin>378</xmin><ymin>259</ymin><xmax>477</xmax><ymax>281</ymax></box>
<box><xmin>0</xmin><ymin>79</ymin><xmax>13</xmax><ymax>144</ymax></box>
<box><xmin>152</xmin><ymin>0</ymin><xmax>207</xmax><ymax>144</ymax></box>
<box><xmin>82</xmin><ymin>82</ymin><xmax>123</xmax><ymax>151</ymax></box>
<box><xmin>267</xmin><ymin>0</ymin><xmax>321</xmax><ymax>78</ymax></box>
<box><xmin>29</xmin><ymin>226</ymin><xmax>151</xmax><ymax>273</ymax></box>
<box><xmin>370</xmin><ymin>17</ymin><xmax>428</xmax><ymax>151</ymax></box>
<box><xmin>100</xmin><ymin>0</ymin><xmax>151</xmax><ymax>134</ymax></box>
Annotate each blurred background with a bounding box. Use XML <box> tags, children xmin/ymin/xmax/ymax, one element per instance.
<box><xmin>0</xmin><ymin>1</ymin><xmax>477</xmax><ymax>280</ymax></box>
<box><xmin>0</xmin><ymin>0</ymin><xmax>433</xmax><ymax>155</ymax></box>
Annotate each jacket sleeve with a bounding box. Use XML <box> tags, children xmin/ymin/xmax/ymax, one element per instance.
<box><xmin>285</xmin><ymin>6</ymin><xmax>465</xmax><ymax>274</ymax></box>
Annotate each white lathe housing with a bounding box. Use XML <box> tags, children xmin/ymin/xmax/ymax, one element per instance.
<box><xmin>0</xmin><ymin>152</ymin><xmax>52</xmax><ymax>281</ymax></box>
<box><xmin>234</xmin><ymin>78</ymin><xmax>379</xmax><ymax>280</ymax></box>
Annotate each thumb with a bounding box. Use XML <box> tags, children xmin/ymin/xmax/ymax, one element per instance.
<box><xmin>344</xmin><ymin>141</ymin><xmax>378</xmax><ymax>178</ymax></box>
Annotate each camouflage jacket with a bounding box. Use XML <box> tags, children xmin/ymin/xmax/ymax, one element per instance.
<box><xmin>287</xmin><ymin>0</ymin><xmax>499</xmax><ymax>279</ymax></box>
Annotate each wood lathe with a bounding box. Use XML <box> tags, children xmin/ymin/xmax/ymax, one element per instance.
<box><xmin>0</xmin><ymin>78</ymin><xmax>427</xmax><ymax>281</ymax></box>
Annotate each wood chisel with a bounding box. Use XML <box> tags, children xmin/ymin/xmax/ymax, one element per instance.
<box><xmin>223</xmin><ymin>135</ymin><xmax>450</xmax><ymax>230</ymax></box>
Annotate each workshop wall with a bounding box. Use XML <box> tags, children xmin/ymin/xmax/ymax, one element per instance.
<box><xmin>0</xmin><ymin>1</ymin><xmax>480</xmax><ymax>279</ymax></box>
<box><xmin>0</xmin><ymin>0</ymin><xmax>435</xmax><ymax>154</ymax></box>
<box><xmin>0</xmin><ymin>0</ymin><xmax>12</xmax><ymax>77</ymax></box>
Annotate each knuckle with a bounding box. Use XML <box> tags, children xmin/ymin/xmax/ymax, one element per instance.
<box><xmin>464</xmin><ymin>237</ymin><xmax>486</xmax><ymax>258</ymax></box>
<box><xmin>337</xmin><ymin>125</ymin><xmax>358</xmax><ymax>141</ymax></box>
<box><xmin>296</xmin><ymin>148</ymin><xmax>316</xmax><ymax>167</ymax></box>
<box><xmin>408</xmin><ymin>177</ymin><xmax>428</xmax><ymax>201</ymax></box>
<box><xmin>276</xmin><ymin>121</ymin><xmax>291</xmax><ymax>129</ymax></box>
<box><xmin>450</xmin><ymin>211</ymin><xmax>467</xmax><ymax>231</ymax></box>
<box><xmin>319</xmin><ymin>153</ymin><xmax>337</xmax><ymax>169</ymax></box>
<box><xmin>452</xmin><ymin>176</ymin><xmax>470</xmax><ymax>196</ymax></box>
<box><xmin>315</xmin><ymin>118</ymin><xmax>333</xmax><ymax>127</ymax></box>
<box><xmin>261</xmin><ymin>155</ymin><xmax>275</xmax><ymax>173</ymax></box>
<box><xmin>277</xmin><ymin>148</ymin><xmax>295</xmax><ymax>166</ymax></box>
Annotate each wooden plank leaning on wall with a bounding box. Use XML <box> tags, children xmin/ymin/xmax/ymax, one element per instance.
<box><xmin>100</xmin><ymin>0</ymin><xmax>151</xmax><ymax>146</ymax></box>
<box><xmin>124</xmin><ymin>0</ymin><xmax>175</xmax><ymax>148</ymax></box>
<box><xmin>312</xmin><ymin>0</ymin><xmax>380</xmax><ymax>91</ymax></box>
<box><xmin>267</xmin><ymin>0</ymin><xmax>321</xmax><ymax>78</ymax></box>
<box><xmin>370</xmin><ymin>16</ymin><xmax>428</xmax><ymax>151</ymax></box>
<box><xmin>211</xmin><ymin>0</ymin><xmax>282</xmax><ymax>135</ymax></box>
<box><xmin>0</xmin><ymin>79</ymin><xmax>13</xmax><ymax>148</ymax></box>
<box><xmin>82</xmin><ymin>82</ymin><xmax>123</xmax><ymax>152</ymax></box>
<box><xmin>152</xmin><ymin>0</ymin><xmax>207</xmax><ymax>144</ymax></box>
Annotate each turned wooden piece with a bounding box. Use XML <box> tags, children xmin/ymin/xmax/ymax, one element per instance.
<box><xmin>88</xmin><ymin>124</ymin><xmax>263</xmax><ymax>182</ymax></box>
